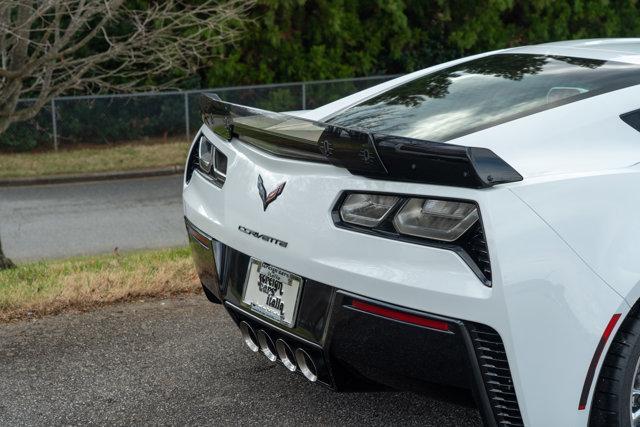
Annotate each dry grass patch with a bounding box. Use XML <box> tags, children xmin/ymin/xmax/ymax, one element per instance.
<box><xmin>0</xmin><ymin>139</ymin><xmax>190</xmax><ymax>179</ymax></box>
<box><xmin>0</xmin><ymin>247</ymin><xmax>199</xmax><ymax>322</ymax></box>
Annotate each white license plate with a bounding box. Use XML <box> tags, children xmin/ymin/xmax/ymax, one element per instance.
<box><xmin>242</xmin><ymin>259</ymin><xmax>303</xmax><ymax>327</ymax></box>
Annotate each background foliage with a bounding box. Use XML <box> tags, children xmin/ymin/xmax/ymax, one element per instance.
<box><xmin>3</xmin><ymin>0</ymin><xmax>640</xmax><ymax>152</ymax></box>
<box><xmin>204</xmin><ymin>0</ymin><xmax>640</xmax><ymax>86</ymax></box>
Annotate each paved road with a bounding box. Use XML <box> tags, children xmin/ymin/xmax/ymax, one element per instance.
<box><xmin>0</xmin><ymin>175</ymin><xmax>186</xmax><ymax>262</ymax></box>
<box><xmin>0</xmin><ymin>296</ymin><xmax>481</xmax><ymax>426</ymax></box>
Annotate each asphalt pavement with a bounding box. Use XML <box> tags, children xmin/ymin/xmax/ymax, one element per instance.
<box><xmin>0</xmin><ymin>296</ymin><xmax>481</xmax><ymax>426</ymax></box>
<box><xmin>0</xmin><ymin>175</ymin><xmax>186</xmax><ymax>262</ymax></box>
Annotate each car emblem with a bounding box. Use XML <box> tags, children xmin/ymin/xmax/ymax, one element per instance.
<box><xmin>257</xmin><ymin>175</ymin><xmax>286</xmax><ymax>211</ymax></box>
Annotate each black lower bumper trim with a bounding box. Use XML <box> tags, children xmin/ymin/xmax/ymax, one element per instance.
<box><xmin>187</xmin><ymin>226</ymin><xmax>523</xmax><ymax>426</ymax></box>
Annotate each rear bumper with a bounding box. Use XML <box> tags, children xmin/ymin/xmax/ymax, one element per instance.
<box><xmin>186</xmin><ymin>219</ymin><xmax>520</xmax><ymax>425</ymax></box>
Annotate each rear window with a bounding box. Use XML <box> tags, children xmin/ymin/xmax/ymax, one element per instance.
<box><xmin>328</xmin><ymin>54</ymin><xmax>640</xmax><ymax>142</ymax></box>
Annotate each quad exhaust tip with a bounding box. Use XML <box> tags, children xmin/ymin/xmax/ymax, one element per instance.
<box><xmin>239</xmin><ymin>321</ymin><xmax>259</xmax><ymax>353</ymax></box>
<box><xmin>256</xmin><ymin>329</ymin><xmax>277</xmax><ymax>362</ymax></box>
<box><xmin>295</xmin><ymin>348</ymin><xmax>318</xmax><ymax>382</ymax></box>
<box><xmin>240</xmin><ymin>323</ymin><xmax>318</xmax><ymax>382</ymax></box>
<box><xmin>275</xmin><ymin>339</ymin><xmax>297</xmax><ymax>372</ymax></box>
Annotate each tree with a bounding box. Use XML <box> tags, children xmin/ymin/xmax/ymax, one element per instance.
<box><xmin>203</xmin><ymin>0</ymin><xmax>640</xmax><ymax>88</ymax></box>
<box><xmin>0</xmin><ymin>236</ymin><xmax>14</xmax><ymax>270</ymax></box>
<box><xmin>0</xmin><ymin>0</ymin><xmax>255</xmax><ymax>136</ymax></box>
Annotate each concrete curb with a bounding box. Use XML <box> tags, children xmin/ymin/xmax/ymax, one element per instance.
<box><xmin>0</xmin><ymin>165</ymin><xmax>185</xmax><ymax>187</ymax></box>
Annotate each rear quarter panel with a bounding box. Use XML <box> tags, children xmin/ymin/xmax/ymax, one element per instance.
<box><xmin>511</xmin><ymin>169</ymin><xmax>640</xmax><ymax>306</ymax></box>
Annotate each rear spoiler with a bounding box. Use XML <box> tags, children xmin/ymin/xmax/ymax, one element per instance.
<box><xmin>200</xmin><ymin>94</ymin><xmax>522</xmax><ymax>189</ymax></box>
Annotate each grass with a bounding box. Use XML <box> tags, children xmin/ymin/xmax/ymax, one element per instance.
<box><xmin>0</xmin><ymin>247</ymin><xmax>200</xmax><ymax>322</ymax></box>
<box><xmin>0</xmin><ymin>139</ymin><xmax>191</xmax><ymax>179</ymax></box>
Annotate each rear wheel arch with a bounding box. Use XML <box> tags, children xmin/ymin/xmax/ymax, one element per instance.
<box><xmin>589</xmin><ymin>300</ymin><xmax>640</xmax><ymax>426</ymax></box>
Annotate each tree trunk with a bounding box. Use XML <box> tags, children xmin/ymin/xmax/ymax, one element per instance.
<box><xmin>0</xmin><ymin>236</ymin><xmax>15</xmax><ymax>270</ymax></box>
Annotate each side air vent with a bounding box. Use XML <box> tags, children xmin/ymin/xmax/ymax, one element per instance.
<box><xmin>469</xmin><ymin>323</ymin><xmax>524</xmax><ymax>426</ymax></box>
<box><xmin>621</xmin><ymin>109</ymin><xmax>640</xmax><ymax>132</ymax></box>
<box><xmin>460</xmin><ymin>223</ymin><xmax>492</xmax><ymax>284</ymax></box>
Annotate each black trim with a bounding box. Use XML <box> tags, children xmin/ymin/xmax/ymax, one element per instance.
<box><xmin>373</xmin><ymin>134</ymin><xmax>522</xmax><ymax>187</ymax></box>
<box><xmin>331</xmin><ymin>191</ymin><xmax>492</xmax><ymax>286</ymax></box>
<box><xmin>580</xmin><ymin>313</ymin><xmax>622</xmax><ymax>411</ymax></box>
<box><xmin>459</xmin><ymin>323</ymin><xmax>499</xmax><ymax>427</ymax></box>
<box><xmin>184</xmin><ymin>218</ymin><xmax>225</xmax><ymax>303</ymax></box>
<box><xmin>468</xmin><ymin>323</ymin><xmax>524</xmax><ymax>426</ymax></box>
<box><xmin>221</xmin><ymin>248</ymin><xmax>334</xmax><ymax>344</ymax></box>
<box><xmin>185</xmin><ymin>134</ymin><xmax>200</xmax><ymax>184</ymax></box>
<box><xmin>580</xmin><ymin>341</ymin><xmax>607</xmax><ymax>411</ymax></box>
<box><xmin>194</xmin><ymin>239</ymin><xmax>521</xmax><ymax>425</ymax></box>
<box><xmin>199</xmin><ymin>94</ymin><xmax>523</xmax><ymax>189</ymax></box>
<box><xmin>621</xmin><ymin>108</ymin><xmax>640</xmax><ymax>133</ymax></box>
<box><xmin>328</xmin><ymin>290</ymin><xmax>501</xmax><ymax>425</ymax></box>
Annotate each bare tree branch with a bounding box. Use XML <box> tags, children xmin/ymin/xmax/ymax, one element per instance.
<box><xmin>0</xmin><ymin>0</ymin><xmax>255</xmax><ymax>135</ymax></box>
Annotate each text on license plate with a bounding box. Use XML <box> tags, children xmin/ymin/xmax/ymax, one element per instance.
<box><xmin>242</xmin><ymin>259</ymin><xmax>303</xmax><ymax>327</ymax></box>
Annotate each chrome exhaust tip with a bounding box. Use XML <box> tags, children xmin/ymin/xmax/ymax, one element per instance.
<box><xmin>239</xmin><ymin>321</ymin><xmax>259</xmax><ymax>353</ymax></box>
<box><xmin>256</xmin><ymin>330</ymin><xmax>277</xmax><ymax>362</ymax></box>
<box><xmin>275</xmin><ymin>339</ymin><xmax>297</xmax><ymax>372</ymax></box>
<box><xmin>294</xmin><ymin>348</ymin><xmax>318</xmax><ymax>382</ymax></box>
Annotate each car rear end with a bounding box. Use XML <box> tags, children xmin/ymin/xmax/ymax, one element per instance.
<box><xmin>183</xmin><ymin>49</ymin><xmax>640</xmax><ymax>426</ymax></box>
<box><xmin>183</xmin><ymin>124</ymin><xmax>518</xmax><ymax>422</ymax></box>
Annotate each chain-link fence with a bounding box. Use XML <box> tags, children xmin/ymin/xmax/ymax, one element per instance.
<box><xmin>1</xmin><ymin>75</ymin><xmax>398</xmax><ymax>152</ymax></box>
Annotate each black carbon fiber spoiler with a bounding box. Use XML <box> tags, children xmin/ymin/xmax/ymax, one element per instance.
<box><xmin>200</xmin><ymin>94</ymin><xmax>522</xmax><ymax>188</ymax></box>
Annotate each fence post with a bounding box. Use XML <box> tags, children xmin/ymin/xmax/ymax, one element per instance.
<box><xmin>301</xmin><ymin>82</ymin><xmax>307</xmax><ymax>110</ymax></box>
<box><xmin>184</xmin><ymin>92</ymin><xmax>190</xmax><ymax>142</ymax></box>
<box><xmin>51</xmin><ymin>98</ymin><xmax>58</xmax><ymax>151</ymax></box>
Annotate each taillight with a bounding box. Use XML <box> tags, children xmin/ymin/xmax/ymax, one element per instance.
<box><xmin>393</xmin><ymin>198</ymin><xmax>479</xmax><ymax>242</ymax></box>
<box><xmin>186</xmin><ymin>133</ymin><xmax>227</xmax><ymax>187</ymax></box>
<box><xmin>339</xmin><ymin>193</ymin><xmax>400</xmax><ymax>227</ymax></box>
<box><xmin>198</xmin><ymin>134</ymin><xmax>214</xmax><ymax>173</ymax></box>
<box><xmin>334</xmin><ymin>192</ymin><xmax>491</xmax><ymax>286</ymax></box>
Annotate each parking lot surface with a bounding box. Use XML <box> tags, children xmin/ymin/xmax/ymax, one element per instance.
<box><xmin>0</xmin><ymin>296</ymin><xmax>481</xmax><ymax>425</ymax></box>
<box><xmin>0</xmin><ymin>175</ymin><xmax>186</xmax><ymax>262</ymax></box>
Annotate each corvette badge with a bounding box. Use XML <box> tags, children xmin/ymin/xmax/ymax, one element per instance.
<box><xmin>257</xmin><ymin>175</ymin><xmax>286</xmax><ymax>211</ymax></box>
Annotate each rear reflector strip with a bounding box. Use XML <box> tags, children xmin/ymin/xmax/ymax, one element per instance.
<box><xmin>578</xmin><ymin>313</ymin><xmax>622</xmax><ymax>410</ymax></box>
<box><xmin>351</xmin><ymin>299</ymin><xmax>449</xmax><ymax>331</ymax></box>
<box><xmin>187</xmin><ymin>225</ymin><xmax>211</xmax><ymax>248</ymax></box>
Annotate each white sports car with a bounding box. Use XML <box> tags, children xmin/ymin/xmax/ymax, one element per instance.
<box><xmin>183</xmin><ymin>39</ymin><xmax>640</xmax><ymax>426</ymax></box>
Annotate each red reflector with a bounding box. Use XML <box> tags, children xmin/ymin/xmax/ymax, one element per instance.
<box><xmin>603</xmin><ymin>313</ymin><xmax>621</xmax><ymax>339</ymax></box>
<box><xmin>578</xmin><ymin>313</ymin><xmax>622</xmax><ymax>410</ymax></box>
<box><xmin>188</xmin><ymin>226</ymin><xmax>210</xmax><ymax>247</ymax></box>
<box><xmin>351</xmin><ymin>299</ymin><xmax>449</xmax><ymax>331</ymax></box>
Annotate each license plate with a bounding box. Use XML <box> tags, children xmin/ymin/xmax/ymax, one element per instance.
<box><xmin>242</xmin><ymin>259</ymin><xmax>303</xmax><ymax>327</ymax></box>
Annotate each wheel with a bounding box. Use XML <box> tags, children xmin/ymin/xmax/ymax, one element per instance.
<box><xmin>590</xmin><ymin>307</ymin><xmax>640</xmax><ymax>426</ymax></box>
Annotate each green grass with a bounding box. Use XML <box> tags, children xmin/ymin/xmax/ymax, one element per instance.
<box><xmin>0</xmin><ymin>247</ymin><xmax>199</xmax><ymax>321</ymax></box>
<box><xmin>0</xmin><ymin>140</ymin><xmax>191</xmax><ymax>179</ymax></box>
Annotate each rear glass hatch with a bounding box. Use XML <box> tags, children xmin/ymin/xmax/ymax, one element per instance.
<box><xmin>327</xmin><ymin>53</ymin><xmax>640</xmax><ymax>142</ymax></box>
